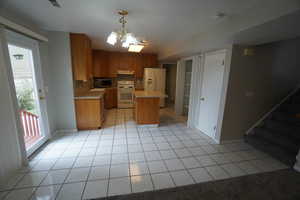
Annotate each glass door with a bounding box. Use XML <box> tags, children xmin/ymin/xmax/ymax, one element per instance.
<box><xmin>6</xmin><ymin>30</ymin><xmax>49</xmax><ymax>156</ymax></box>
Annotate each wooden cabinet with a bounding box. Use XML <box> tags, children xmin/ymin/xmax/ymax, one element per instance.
<box><xmin>104</xmin><ymin>88</ymin><xmax>117</xmax><ymax>109</ymax></box>
<box><xmin>93</xmin><ymin>50</ymin><xmax>109</xmax><ymax>77</ymax></box>
<box><xmin>92</xmin><ymin>50</ymin><xmax>158</xmax><ymax>78</ymax></box>
<box><xmin>75</xmin><ymin>98</ymin><xmax>104</xmax><ymax>130</ymax></box>
<box><xmin>133</xmin><ymin>96</ymin><xmax>160</xmax><ymax>125</ymax></box>
<box><xmin>70</xmin><ymin>33</ymin><xmax>93</xmax><ymax>81</ymax></box>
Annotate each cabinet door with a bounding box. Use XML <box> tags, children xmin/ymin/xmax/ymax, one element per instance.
<box><xmin>109</xmin><ymin>52</ymin><xmax>120</xmax><ymax>77</ymax></box>
<box><xmin>70</xmin><ymin>33</ymin><xmax>92</xmax><ymax>81</ymax></box>
<box><xmin>75</xmin><ymin>99</ymin><xmax>101</xmax><ymax>130</ymax></box>
<box><xmin>104</xmin><ymin>88</ymin><xmax>118</xmax><ymax>109</ymax></box>
<box><xmin>93</xmin><ymin>50</ymin><xmax>109</xmax><ymax>77</ymax></box>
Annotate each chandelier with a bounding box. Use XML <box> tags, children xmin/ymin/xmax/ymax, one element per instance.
<box><xmin>106</xmin><ymin>10</ymin><xmax>144</xmax><ymax>52</ymax></box>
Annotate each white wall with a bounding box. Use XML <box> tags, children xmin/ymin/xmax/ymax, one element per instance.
<box><xmin>46</xmin><ymin>31</ymin><xmax>76</xmax><ymax>132</ymax></box>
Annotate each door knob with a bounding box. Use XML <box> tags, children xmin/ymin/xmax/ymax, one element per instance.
<box><xmin>200</xmin><ymin>97</ymin><xmax>205</xmax><ymax>101</ymax></box>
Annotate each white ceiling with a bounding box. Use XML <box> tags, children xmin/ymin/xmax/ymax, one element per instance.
<box><xmin>1</xmin><ymin>0</ymin><xmax>300</xmax><ymax>57</ymax></box>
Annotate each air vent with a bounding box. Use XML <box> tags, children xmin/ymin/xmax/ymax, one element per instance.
<box><xmin>49</xmin><ymin>0</ymin><xmax>61</xmax><ymax>8</ymax></box>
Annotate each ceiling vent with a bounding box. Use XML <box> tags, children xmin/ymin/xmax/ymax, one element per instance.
<box><xmin>49</xmin><ymin>0</ymin><xmax>61</xmax><ymax>8</ymax></box>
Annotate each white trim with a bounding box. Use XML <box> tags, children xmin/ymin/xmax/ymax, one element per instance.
<box><xmin>245</xmin><ymin>86</ymin><xmax>300</xmax><ymax>135</ymax></box>
<box><xmin>0</xmin><ymin>16</ymin><xmax>48</xmax><ymax>42</ymax></box>
<box><xmin>54</xmin><ymin>129</ymin><xmax>78</xmax><ymax>135</ymax></box>
<box><xmin>137</xmin><ymin>124</ymin><xmax>159</xmax><ymax>128</ymax></box>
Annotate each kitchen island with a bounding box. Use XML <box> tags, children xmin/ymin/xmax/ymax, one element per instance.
<box><xmin>133</xmin><ymin>91</ymin><xmax>167</xmax><ymax>126</ymax></box>
<box><xmin>74</xmin><ymin>91</ymin><xmax>105</xmax><ymax>130</ymax></box>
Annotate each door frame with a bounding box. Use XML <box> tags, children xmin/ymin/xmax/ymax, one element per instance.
<box><xmin>5</xmin><ymin>30</ymin><xmax>50</xmax><ymax>156</ymax></box>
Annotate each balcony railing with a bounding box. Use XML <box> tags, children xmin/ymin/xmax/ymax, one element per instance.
<box><xmin>20</xmin><ymin>110</ymin><xmax>42</xmax><ymax>148</ymax></box>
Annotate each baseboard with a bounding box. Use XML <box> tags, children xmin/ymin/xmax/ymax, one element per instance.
<box><xmin>53</xmin><ymin>129</ymin><xmax>78</xmax><ymax>135</ymax></box>
<box><xmin>219</xmin><ymin>139</ymin><xmax>244</xmax><ymax>144</ymax></box>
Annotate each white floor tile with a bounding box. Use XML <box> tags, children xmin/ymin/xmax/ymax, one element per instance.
<box><xmin>52</xmin><ymin>158</ymin><xmax>76</xmax><ymax>170</ymax></box>
<box><xmin>56</xmin><ymin>182</ymin><xmax>85</xmax><ymax>200</ymax></box>
<box><xmin>108</xmin><ymin>177</ymin><xmax>131</xmax><ymax>196</ymax></box>
<box><xmin>4</xmin><ymin>188</ymin><xmax>35</xmax><ymax>200</ymax></box>
<box><xmin>128</xmin><ymin>144</ymin><xmax>143</xmax><ymax>153</ymax></box>
<box><xmin>145</xmin><ymin>151</ymin><xmax>162</xmax><ymax>161</ymax></box>
<box><xmin>111</xmin><ymin>154</ymin><xmax>128</xmax><ymax>164</ymax></box>
<box><xmin>160</xmin><ymin>150</ymin><xmax>178</xmax><ymax>160</ymax></box>
<box><xmin>236</xmin><ymin>161</ymin><xmax>261</xmax><ymax>174</ymax></box>
<box><xmin>174</xmin><ymin>148</ymin><xmax>193</xmax><ymax>158</ymax></box>
<box><xmin>221</xmin><ymin>163</ymin><xmax>246</xmax><ymax>177</ymax></box>
<box><xmin>32</xmin><ymin>159</ymin><xmax>57</xmax><ymax>171</ymax></box>
<box><xmin>151</xmin><ymin>173</ymin><xmax>174</xmax><ymax>190</ymax></box>
<box><xmin>206</xmin><ymin>166</ymin><xmax>230</xmax><ymax>180</ymax></box>
<box><xmin>88</xmin><ymin>166</ymin><xmax>110</xmax><ymax>180</ymax></box>
<box><xmin>189</xmin><ymin>168</ymin><xmax>213</xmax><ymax>183</ymax></box>
<box><xmin>130</xmin><ymin>162</ymin><xmax>149</xmax><ymax>176</ymax></box>
<box><xmin>196</xmin><ymin>155</ymin><xmax>217</xmax><ymax>166</ymax></box>
<box><xmin>31</xmin><ymin>184</ymin><xmax>61</xmax><ymax>200</ymax></box>
<box><xmin>201</xmin><ymin>145</ymin><xmax>219</xmax><ymax>154</ymax></box>
<box><xmin>129</xmin><ymin>152</ymin><xmax>146</xmax><ymax>163</ymax></box>
<box><xmin>170</xmin><ymin>170</ymin><xmax>194</xmax><ymax>186</ymax></box>
<box><xmin>93</xmin><ymin>155</ymin><xmax>111</xmax><ymax>166</ymax></box>
<box><xmin>181</xmin><ymin>157</ymin><xmax>201</xmax><ymax>169</ymax></box>
<box><xmin>188</xmin><ymin>147</ymin><xmax>207</xmax><ymax>156</ymax></box>
<box><xmin>143</xmin><ymin>143</ymin><xmax>158</xmax><ymax>151</ymax></box>
<box><xmin>0</xmin><ymin>173</ymin><xmax>25</xmax><ymax>191</ymax></box>
<box><xmin>73</xmin><ymin>157</ymin><xmax>94</xmax><ymax>168</ymax></box>
<box><xmin>147</xmin><ymin>161</ymin><xmax>168</xmax><ymax>174</ymax></box>
<box><xmin>15</xmin><ymin>171</ymin><xmax>48</xmax><ymax>188</ymax></box>
<box><xmin>210</xmin><ymin>153</ymin><xmax>232</xmax><ymax>164</ymax></box>
<box><xmin>0</xmin><ymin>191</ymin><xmax>8</xmax><ymax>199</ymax></box>
<box><xmin>131</xmin><ymin>175</ymin><xmax>154</xmax><ymax>193</ymax></box>
<box><xmin>110</xmin><ymin>164</ymin><xmax>129</xmax><ymax>178</ymax></box>
<box><xmin>65</xmin><ymin>168</ymin><xmax>90</xmax><ymax>183</ymax></box>
<box><xmin>164</xmin><ymin>159</ymin><xmax>185</xmax><ymax>171</ymax></box>
<box><xmin>156</xmin><ymin>142</ymin><xmax>172</xmax><ymax>150</ymax></box>
<box><xmin>112</xmin><ymin>145</ymin><xmax>128</xmax><ymax>154</ymax></box>
<box><xmin>41</xmin><ymin>169</ymin><xmax>69</xmax><ymax>185</ymax></box>
<box><xmin>83</xmin><ymin>180</ymin><xmax>108</xmax><ymax>199</ymax></box>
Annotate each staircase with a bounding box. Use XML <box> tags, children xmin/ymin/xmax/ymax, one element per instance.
<box><xmin>245</xmin><ymin>89</ymin><xmax>300</xmax><ymax>166</ymax></box>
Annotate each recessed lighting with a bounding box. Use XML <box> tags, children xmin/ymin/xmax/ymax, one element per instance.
<box><xmin>128</xmin><ymin>44</ymin><xmax>144</xmax><ymax>52</ymax></box>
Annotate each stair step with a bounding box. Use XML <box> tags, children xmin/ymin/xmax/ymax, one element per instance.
<box><xmin>245</xmin><ymin>134</ymin><xmax>296</xmax><ymax>166</ymax></box>
<box><xmin>253</xmin><ymin>127</ymin><xmax>299</xmax><ymax>153</ymax></box>
<box><xmin>279</xmin><ymin>104</ymin><xmax>300</xmax><ymax>114</ymax></box>
<box><xmin>271</xmin><ymin>112</ymin><xmax>300</xmax><ymax>124</ymax></box>
<box><xmin>264</xmin><ymin>120</ymin><xmax>300</xmax><ymax>140</ymax></box>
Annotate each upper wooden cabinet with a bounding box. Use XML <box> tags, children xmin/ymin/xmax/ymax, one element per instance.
<box><xmin>70</xmin><ymin>33</ymin><xmax>92</xmax><ymax>81</ymax></box>
<box><xmin>92</xmin><ymin>50</ymin><xmax>158</xmax><ymax>78</ymax></box>
<box><xmin>93</xmin><ymin>50</ymin><xmax>109</xmax><ymax>77</ymax></box>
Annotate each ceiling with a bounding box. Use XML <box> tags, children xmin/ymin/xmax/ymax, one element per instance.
<box><xmin>1</xmin><ymin>0</ymin><xmax>300</xmax><ymax>57</ymax></box>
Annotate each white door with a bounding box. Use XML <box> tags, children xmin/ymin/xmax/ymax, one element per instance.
<box><xmin>5</xmin><ymin>30</ymin><xmax>50</xmax><ymax>156</ymax></box>
<box><xmin>198</xmin><ymin>51</ymin><xmax>226</xmax><ymax>139</ymax></box>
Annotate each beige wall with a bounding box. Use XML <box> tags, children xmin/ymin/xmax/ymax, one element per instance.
<box><xmin>221</xmin><ymin>38</ymin><xmax>300</xmax><ymax>140</ymax></box>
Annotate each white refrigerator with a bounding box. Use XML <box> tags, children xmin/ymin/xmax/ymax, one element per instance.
<box><xmin>144</xmin><ymin>68</ymin><xmax>166</xmax><ymax>107</ymax></box>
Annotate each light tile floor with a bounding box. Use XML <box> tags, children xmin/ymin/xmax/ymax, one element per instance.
<box><xmin>0</xmin><ymin>108</ymin><xmax>288</xmax><ymax>200</ymax></box>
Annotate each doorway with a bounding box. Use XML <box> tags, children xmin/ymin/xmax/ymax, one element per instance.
<box><xmin>6</xmin><ymin>31</ymin><xmax>49</xmax><ymax>156</ymax></box>
<box><xmin>198</xmin><ymin>51</ymin><xmax>226</xmax><ymax>139</ymax></box>
<box><xmin>163</xmin><ymin>64</ymin><xmax>177</xmax><ymax>109</ymax></box>
<box><xmin>182</xmin><ymin>60</ymin><xmax>192</xmax><ymax>116</ymax></box>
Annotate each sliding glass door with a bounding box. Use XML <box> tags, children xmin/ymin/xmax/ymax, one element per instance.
<box><xmin>6</xmin><ymin>30</ymin><xmax>50</xmax><ymax>156</ymax></box>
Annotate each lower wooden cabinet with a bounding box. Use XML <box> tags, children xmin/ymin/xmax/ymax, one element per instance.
<box><xmin>75</xmin><ymin>98</ymin><xmax>104</xmax><ymax>130</ymax></box>
<box><xmin>133</xmin><ymin>97</ymin><xmax>160</xmax><ymax>125</ymax></box>
<box><xmin>104</xmin><ymin>88</ymin><xmax>117</xmax><ymax>109</ymax></box>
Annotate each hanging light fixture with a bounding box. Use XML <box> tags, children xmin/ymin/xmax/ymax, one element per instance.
<box><xmin>106</xmin><ymin>10</ymin><xmax>145</xmax><ymax>52</ymax></box>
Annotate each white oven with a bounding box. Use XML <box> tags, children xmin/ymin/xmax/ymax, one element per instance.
<box><xmin>118</xmin><ymin>81</ymin><xmax>134</xmax><ymax>108</ymax></box>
